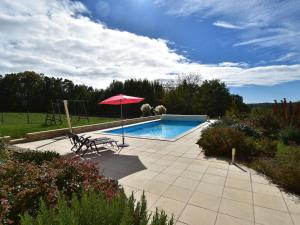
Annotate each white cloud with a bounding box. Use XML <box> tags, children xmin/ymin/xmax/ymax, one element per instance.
<box><xmin>155</xmin><ymin>0</ymin><xmax>300</xmax><ymax>59</ymax></box>
<box><xmin>275</xmin><ymin>52</ymin><xmax>298</xmax><ymax>62</ymax></box>
<box><xmin>0</xmin><ymin>0</ymin><xmax>300</xmax><ymax>88</ymax></box>
<box><xmin>213</xmin><ymin>21</ymin><xmax>244</xmax><ymax>30</ymax></box>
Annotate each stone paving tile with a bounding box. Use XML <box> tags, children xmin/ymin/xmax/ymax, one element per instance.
<box><xmin>252</xmin><ymin>183</ymin><xmax>282</xmax><ymax>197</ymax></box>
<box><xmin>134</xmin><ymin>190</ymin><xmax>160</xmax><ymax>209</ymax></box>
<box><xmin>180</xmin><ymin>170</ymin><xmax>203</xmax><ymax>181</ymax></box>
<box><xmin>150</xmin><ymin>172</ymin><xmax>178</xmax><ymax>184</ymax></box>
<box><xmin>225</xmin><ymin>177</ymin><xmax>252</xmax><ymax>191</ymax></box>
<box><xmin>254</xmin><ymin>206</ymin><xmax>294</xmax><ymax>225</ymax></box>
<box><xmin>206</xmin><ymin>167</ymin><xmax>228</xmax><ymax>177</ymax></box>
<box><xmin>173</xmin><ymin>176</ymin><xmax>199</xmax><ymax>190</ymax></box>
<box><xmin>253</xmin><ymin>192</ymin><xmax>288</xmax><ymax>212</ymax></box>
<box><xmin>143</xmin><ymin>180</ymin><xmax>170</xmax><ymax>195</ymax></box>
<box><xmin>201</xmin><ymin>174</ymin><xmax>226</xmax><ymax>186</ymax></box>
<box><xmin>152</xmin><ymin>197</ymin><xmax>186</xmax><ymax>220</ymax></box>
<box><xmin>285</xmin><ymin>198</ymin><xmax>300</xmax><ymax>215</ymax></box>
<box><xmin>175</xmin><ymin>222</ymin><xmax>186</xmax><ymax>225</ymax></box>
<box><xmin>16</xmin><ymin>123</ymin><xmax>299</xmax><ymax>225</ymax></box>
<box><xmin>219</xmin><ymin>198</ymin><xmax>254</xmax><ymax>221</ymax></box>
<box><xmin>162</xmin><ymin>185</ymin><xmax>193</xmax><ymax>203</ymax></box>
<box><xmin>196</xmin><ymin>182</ymin><xmax>224</xmax><ymax>197</ymax></box>
<box><xmin>215</xmin><ymin>213</ymin><xmax>254</xmax><ymax>225</ymax></box>
<box><xmin>186</xmin><ymin>164</ymin><xmax>207</xmax><ymax>173</ymax></box>
<box><xmin>179</xmin><ymin>204</ymin><xmax>217</xmax><ymax>225</ymax></box>
<box><xmin>227</xmin><ymin>171</ymin><xmax>251</xmax><ymax>181</ymax></box>
<box><xmin>163</xmin><ymin>167</ymin><xmax>185</xmax><ymax>176</ymax></box>
<box><xmin>291</xmin><ymin>214</ymin><xmax>300</xmax><ymax>225</ymax></box>
<box><xmin>188</xmin><ymin>191</ymin><xmax>221</xmax><ymax>211</ymax></box>
<box><xmin>223</xmin><ymin>187</ymin><xmax>253</xmax><ymax>204</ymax></box>
<box><xmin>122</xmin><ymin>185</ymin><xmax>140</xmax><ymax>196</ymax></box>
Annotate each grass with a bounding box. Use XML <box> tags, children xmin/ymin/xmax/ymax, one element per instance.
<box><xmin>0</xmin><ymin>112</ymin><xmax>118</xmax><ymax>139</ymax></box>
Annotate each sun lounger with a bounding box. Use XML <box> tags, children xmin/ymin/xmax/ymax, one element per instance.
<box><xmin>67</xmin><ymin>132</ymin><xmax>119</xmax><ymax>156</ymax></box>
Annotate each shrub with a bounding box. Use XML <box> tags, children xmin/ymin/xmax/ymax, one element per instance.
<box><xmin>250</xmin><ymin>108</ymin><xmax>280</xmax><ymax>137</ymax></box>
<box><xmin>197</xmin><ymin>127</ymin><xmax>277</xmax><ymax>160</ymax></box>
<box><xmin>154</xmin><ymin>105</ymin><xmax>167</xmax><ymax>115</ymax></box>
<box><xmin>141</xmin><ymin>104</ymin><xmax>152</xmax><ymax>116</ymax></box>
<box><xmin>253</xmin><ymin>138</ymin><xmax>278</xmax><ymax>158</ymax></box>
<box><xmin>0</xmin><ymin>156</ymin><xmax>119</xmax><ymax>224</ymax></box>
<box><xmin>21</xmin><ymin>191</ymin><xmax>174</xmax><ymax>225</ymax></box>
<box><xmin>231</xmin><ymin>123</ymin><xmax>261</xmax><ymax>138</ymax></box>
<box><xmin>12</xmin><ymin>150</ymin><xmax>60</xmax><ymax>165</ymax></box>
<box><xmin>251</xmin><ymin>146</ymin><xmax>300</xmax><ymax>194</ymax></box>
<box><xmin>279</xmin><ymin>127</ymin><xmax>300</xmax><ymax>145</ymax></box>
<box><xmin>197</xmin><ymin>127</ymin><xmax>255</xmax><ymax>160</ymax></box>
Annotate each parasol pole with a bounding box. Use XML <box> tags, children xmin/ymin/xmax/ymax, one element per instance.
<box><xmin>121</xmin><ymin>102</ymin><xmax>125</xmax><ymax>145</ymax></box>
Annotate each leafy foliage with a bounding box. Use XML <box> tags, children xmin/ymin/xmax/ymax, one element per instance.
<box><xmin>251</xmin><ymin>146</ymin><xmax>300</xmax><ymax>194</ymax></box>
<box><xmin>279</xmin><ymin>127</ymin><xmax>300</xmax><ymax>145</ymax></box>
<box><xmin>249</xmin><ymin>108</ymin><xmax>281</xmax><ymax>137</ymax></box>
<box><xmin>197</xmin><ymin>127</ymin><xmax>277</xmax><ymax>160</ymax></box>
<box><xmin>196</xmin><ymin>80</ymin><xmax>232</xmax><ymax>117</ymax></box>
<box><xmin>12</xmin><ymin>150</ymin><xmax>60</xmax><ymax>165</ymax></box>
<box><xmin>231</xmin><ymin>123</ymin><xmax>261</xmax><ymax>138</ymax></box>
<box><xmin>0</xmin><ymin>72</ymin><xmax>247</xmax><ymax>119</ymax></box>
<box><xmin>197</xmin><ymin>127</ymin><xmax>254</xmax><ymax>159</ymax></box>
<box><xmin>20</xmin><ymin>191</ymin><xmax>174</xmax><ymax>225</ymax></box>
<box><xmin>0</xmin><ymin>156</ymin><xmax>119</xmax><ymax>224</ymax></box>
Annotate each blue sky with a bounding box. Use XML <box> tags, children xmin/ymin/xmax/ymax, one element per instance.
<box><xmin>0</xmin><ymin>0</ymin><xmax>300</xmax><ymax>103</ymax></box>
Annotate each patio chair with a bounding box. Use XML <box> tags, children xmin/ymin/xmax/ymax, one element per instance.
<box><xmin>66</xmin><ymin>132</ymin><xmax>119</xmax><ymax>156</ymax></box>
<box><xmin>79</xmin><ymin>136</ymin><xmax>120</xmax><ymax>156</ymax></box>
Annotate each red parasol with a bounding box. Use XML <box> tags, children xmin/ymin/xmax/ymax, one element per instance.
<box><xmin>99</xmin><ymin>94</ymin><xmax>144</xmax><ymax>147</ymax></box>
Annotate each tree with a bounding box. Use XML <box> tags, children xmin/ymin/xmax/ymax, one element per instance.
<box><xmin>197</xmin><ymin>79</ymin><xmax>231</xmax><ymax>117</ymax></box>
<box><xmin>163</xmin><ymin>74</ymin><xmax>202</xmax><ymax>114</ymax></box>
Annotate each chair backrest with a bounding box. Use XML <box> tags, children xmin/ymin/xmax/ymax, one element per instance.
<box><xmin>66</xmin><ymin>132</ymin><xmax>81</xmax><ymax>145</ymax></box>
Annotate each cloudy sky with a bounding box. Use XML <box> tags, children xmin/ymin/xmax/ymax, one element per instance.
<box><xmin>0</xmin><ymin>0</ymin><xmax>300</xmax><ymax>102</ymax></box>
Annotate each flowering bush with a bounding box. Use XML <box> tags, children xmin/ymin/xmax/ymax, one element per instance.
<box><xmin>154</xmin><ymin>105</ymin><xmax>167</xmax><ymax>115</ymax></box>
<box><xmin>140</xmin><ymin>104</ymin><xmax>152</xmax><ymax>116</ymax></box>
<box><xmin>0</xmin><ymin>156</ymin><xmax>119</xmax><ymax>224</ymax></box>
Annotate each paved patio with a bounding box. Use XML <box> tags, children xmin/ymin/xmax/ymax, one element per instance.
<box><xmin>16</xmin><ymin>125</ymin><xmax>300</xmax><ymax>225</ymax></box>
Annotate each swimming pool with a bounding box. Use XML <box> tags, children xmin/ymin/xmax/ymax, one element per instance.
<box><xmin>104</xmin><ymin>119</ymin><xmax>205</xmax><ymax>140</ymax></box>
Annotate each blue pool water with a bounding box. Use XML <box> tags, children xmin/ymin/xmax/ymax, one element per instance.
<box><xmin>104</xmin><ymin>120</ymin><xmax>203</xmax><ymax>139</ymax></box>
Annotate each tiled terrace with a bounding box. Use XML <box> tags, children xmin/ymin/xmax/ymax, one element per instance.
<box><xmin>16</xmin><ymin>125</ymin><xmax>300</xmax><ymax>225</ymax></box>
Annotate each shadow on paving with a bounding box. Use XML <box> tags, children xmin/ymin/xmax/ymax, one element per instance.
<box><xmin>83</xmin><ymin>150</ymin><xmax>147</xmax><ymax>180</ymax></box>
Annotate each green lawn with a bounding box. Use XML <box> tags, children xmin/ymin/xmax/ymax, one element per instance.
<box><xmin>0</xmin><ymin>112</ymin><xmax>118</xmax><ymax>139</ymax></box>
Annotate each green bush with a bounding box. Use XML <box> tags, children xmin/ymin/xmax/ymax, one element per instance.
<box><xmin>197</xmin><ymin>127</ymin><xmax>277</xmax><ymax>160</ymax></box>
<box><xmin>0</xmin><ymin>156</ymin><xmax>119</xmax><ymax>224</ymax></box>
<box><xmin>253</xmin><ymin>138</ymin><xmax>278</xmax><ymax>158</ymax></box>
<box><xmin>250</xmin><ymin>108</ymin><xmax>280</xmax><ymax>137</ymax></box>
<box><xmin>21</xmin><ymin>190</ymin><xmax>174</xmax><ymax>225</ymax></box>
<box><xmin>12</xmin><ymin>150</ymin><xmax>60</xmax><ymax>165</ymax></box>
<box><xmin>279</xmin><ymin>127</ymin><xmax>300</xmax><ymax>145</ymax></box>
<box><xmin>232</xmin><ymin>123</ymin><xmax>261</xmax><ymax>138</ymax></box>
<box><xmin>197</xmin><ymin>127</ymin><xmax>255</xmax><ymax>160</ymax></box>
<box><xmin>251</xmin><ymin>146</ymin><xmax>300</xmax><ymax>195</ymax></box>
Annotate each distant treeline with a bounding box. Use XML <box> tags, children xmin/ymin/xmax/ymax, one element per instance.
<box><xmin>0</xmin><ymin>71</ymin><xmax>249</xmax><ymax>118</ymax></box>
<box><xmin>248</xmin><ymin>101</ymin><xmax>300</xmax><ymax>109</ymax></box>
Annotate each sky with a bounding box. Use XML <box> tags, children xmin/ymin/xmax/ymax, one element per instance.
<box><xmin>0</xmin><ymin>0</ymin><xmax>300</xmax><ymax>103</ymax></box>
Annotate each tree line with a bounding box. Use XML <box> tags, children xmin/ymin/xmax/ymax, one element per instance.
<box><xmin>0</xmin><ymin>71</ymin><xmax>249</xmax><ymax>118</ymax></box>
